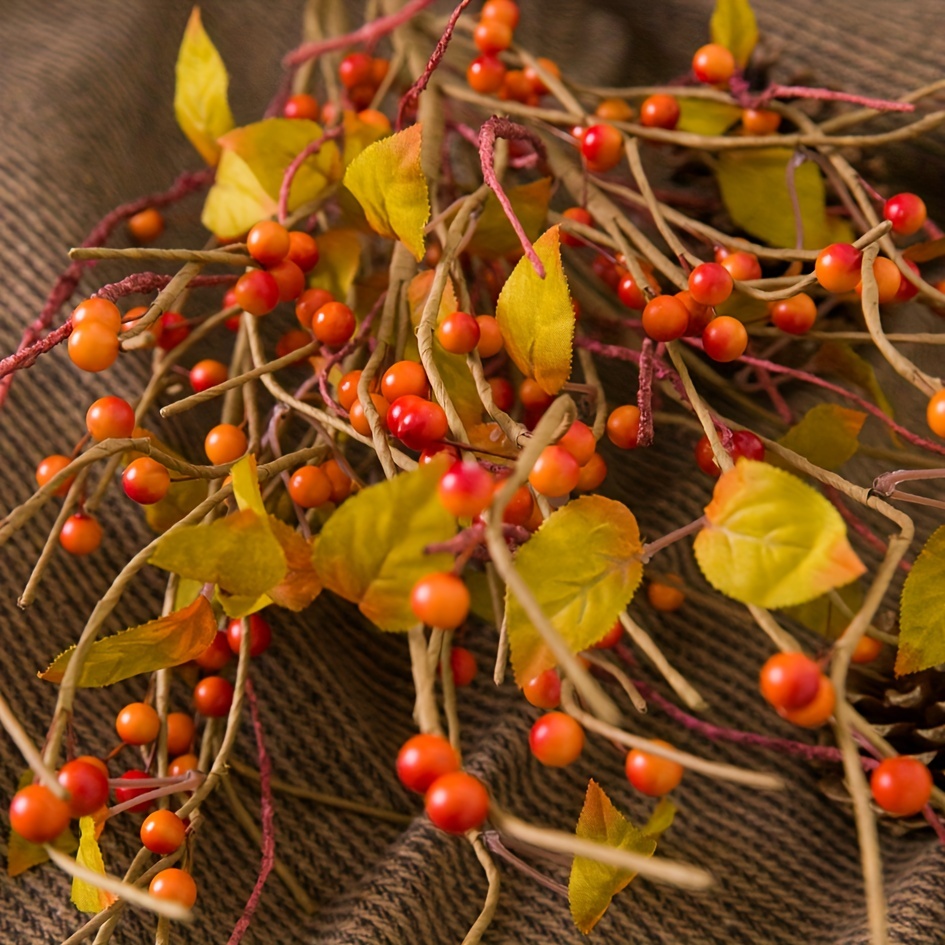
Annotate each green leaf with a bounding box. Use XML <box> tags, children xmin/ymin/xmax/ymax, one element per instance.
<box><xmin>777</xmin><ymin>404</ymin><xmax>866</xmax><ymax>470</ymax></box>
<box><xmin>677</xmin><ymin>99</ymin><xmax>743</xmax><ymax>136</ymax></box>
<box><xmin>715</xmin><ymin>149</ymin><xmax>833</xmax><ymax>249</ymax></box>
<box><xmin>307</xmin><ymin>228</ymin><xmax>363</xmax><ymax>301</ymax></box>
<box><xmin>174</xmin><ymin>7</ymin><xmax>235</xmax><ymax>166</ymax></box>
<box><xmin>496</xmin><ymin>225</ymin><xmax>574</xmax><ymax>395</ymax></box>
<box><xmin>313</xmin><ymin>464</ymin><xmax>456</xmax><ymax>631</ymax></box>
<box><xmin>342</xmin><ymin>123</ymin><xmax>430</xmax><ymax>261</ymax></box>
<box><xmin>812</xmin><ymin>341</ymin><xmax>895</xmax><ymax>419</ymax></box>
<box><xmin>897</xmin><ymin>525</ymin><xmax>945</xmax><ymax>675</ymax></box>
<box><xmin>150</xmin><ymin>509</ymin><xmax>286</xmax><ymax>598</ymax></box>
<box><xmin>506</xmin><ymin>496</ymin><xmax>643</xmax><ymax>685</ymax></box>
<box><xmin>643</xmin><ymin>798</ymin><xmax>677</xmax><ymax>840</ymax></box>
<box><xmin>7</xmin><ymin>771</ymin><xmax>77</xmax><ymax>877</ymax></box>
<box><xmin>710</xmin><ymin>0</ymin><xmax>758</xmax><ymax>68</ymax></box>
<box><xmin>694</xmin><ymin>460</ymin><xmax>866</xmax><ymax>609</ymax></box>
<box><xmin>201</xmin><ymin>149</ymin><xmax>278</xmax><ymax>239</ymax></box>
<box><xmin>783</xmin><ymin>581</ymin><xmax>864</xmax><ymax>640</ymax></box>
<box><xmin>219</xmin><ymin>118</ymin><xmax>340</xmax><ymax>211</ymax></box>
<box><xmin>569</xmin><ymin>780</ymin><xmax>658</xmax><ymax>935</ymax></box>
<box><xmin>464</xmin><ymin>178</ymin><xmax>552</xmax><ymax>259</ymax></box>
<box><xmin>72</xmin><ymin>816</ymin><xmax>116</xmax><ymax>914</ymax></box>
<box><xmin>39</xmin><ymin>596</ymin><xmax>217</xmax><ymax>687</ymax></box>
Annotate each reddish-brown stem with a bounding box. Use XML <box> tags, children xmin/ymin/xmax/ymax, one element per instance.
<box><xmin>640</xmin><ymin>517</ymin><xmax>705</xmax><ymax>561</ymax></box>
<box><xmin>278</xmin><ymin>126</ymin><xmax>345</xmax><ymax>223</ymax></box>
<box><xmin>283</xmin><ymin>0</ymin><xmax>438</xmax><ymax>67</ymax></box>
<box><xmin>225</xmin><ymin>680</ymin><xmax>274</xmax><ymax>945</ymax></box>
<box><xmin>396</xmin><ymin>0</ymin><xmax>473</xmax><ymax>130</ymax></box>
<box><xmin>636</xmin><ymin>338</ymin><xmax>656</xmax><ymax>447</ymax></box>
<box><xmin>761</xmin><ymin>85</ymin><xmax>916</xmax><ymax>113</ymax></box>
<box><xmin>425</xmin><ymin>522</ymin><xmax>532</xmax><ymax>559</ymax></box>
<box><xmin>478</xmin><ymin>117</ymin><xmax>548</xmax><ymax>277</ymax></box>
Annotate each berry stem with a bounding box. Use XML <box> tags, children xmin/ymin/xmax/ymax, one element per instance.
<box><xmin>635</xmin><ymin>338</ymin><xmax>657</xmax><ymax>447</ymax></box>
<box><xmin>480</xmin><ymin>830</ymin><xmax>568</xmax><ymax>899</ymax></box>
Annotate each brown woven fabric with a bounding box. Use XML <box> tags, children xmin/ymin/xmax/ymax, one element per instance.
<box><xmin>2</xmin><ymin>2</ymin><xmax>944</xmax><ymax>943</ymax></box>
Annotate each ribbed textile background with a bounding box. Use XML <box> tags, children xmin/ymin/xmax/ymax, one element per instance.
<box><xmin>1</xmin><ymin>2</ymin><xmax>944</xmax><ymax>943</ymax></box>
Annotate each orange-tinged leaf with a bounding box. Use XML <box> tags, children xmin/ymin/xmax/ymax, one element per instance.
<box><xmin>71</xmin><ymin>816</ymin><xmax>117</xmax><ymax>914</ymax></box>
<box><xmin>174</xmin><ymin>7</ymin><xmax>234</xmax><ymax>165</ymax></box>
<box><xmin>266</xmin><ymin>517</ymin><xmax>322</xmax><ymax>611</ymax></box>
<box><xmin>464</xmin><ymin>178</ymin><xmax>552</xmax><ymax>259</ymax></box>
<box><xmin>307</xmin><ymin>228</ymin><xmax>363</xmax><ymax>301</ymax></box>
<box><xmin>342</xmin><ymin>123</ymin><xmax>430</xmax><ymax>260</ymax></box>
<box><xmin>506</xmin><ymin>496</ymin><xmax>644</xmax><ymax>685</ymax></box>
<box><xmin>897</xmin><ymin>525</ymin><xmax>945</xmax><ymax>676</ymax></box>
<box><xmin>496</xmin><ymin>225</ymin><xmax>574</xmax><ymax>395</ymax></box>
<box><xmin>569</xmin><ymin>780</ymin><xmax>657</xmax><ymax>934</ymax></box>
<box><xmin>150</xmin><ymin>509</ymin><xmax>286</xmax><ymax>599</ymax></box>
<box><xmin>777</xmin><ymin>404</ymin><xmax>866</xmax><ymax>471</ymax></box>
<box><xmin>312</xmin><ymin>464</ymin><xmax>455</xmax><ymax>631</ymax></box>
<box><xmin>694</xmin><ymin>460</ymin><xmax>866</xmax><ymax>609</ymax></box>
<box><xmin>7</xmin><ymin>771</ymin><xmax>77</xmax><ymax>877</ymax></box>
<box><xmin>710</xmin><ymin>0</ymin><xmax>758</xmax><ymax>68</ymax></box>
<box><xmin>342</xmin><ymin>109</ymin><xmax>392</xmax><ymax>167</ymax></box>
<box><xmin>39</xmin><ymin>596</ymin><xmax>217</xmax><ymax>687</ymax></box>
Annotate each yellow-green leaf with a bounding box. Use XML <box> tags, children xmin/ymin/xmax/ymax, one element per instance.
<box><xmin>7</xmin><ymin>771</ymin><xmax>77</xmax><ymax>877</ymax></box>
<box><xmin>150</xmin><ymin>509</ymin><xmax>286</xmax><ymax>598</ymax></box>
<box><xmin>464</xmin><ymin>178</ymin><xmax>552</xmax><ymax>259</ymax></box>
<box><xmin>677</xmin><ymin>99</ymin><xmax>743</xmax><ymax>136</ymax></box>
<box><xmin>307</xmin><ymin>228</ymin><xmax>363</xmax><ymax>301</ymax></box>
<box><xmin>506</xmin><ymin>496</ymin><xmax>644</xmax><ymax>685</ymax></box>
<box><xmin>569</xmin><ymin>780</ymin><xmax>657</xmax><ymax>935</ymax></box>
<box><xmin>342</xmin><ymin>109</ymin><xmax>392</xmax><ymax>167</ymax></box>
<box><xmin>201</xmin><ymin>149</ymin><xmax>278</xmax><ymax>239</ymax></box>
<box><xmin>777</xmin><ymin>404</ymin><xmax>866</xmax><ymax>470</ymax></box>
<box><xmin>897</xmin><ymin>526</ymin><xmax>945</xmax><ymax>675</ymax></box>
<box><xmin>231</xmin><ymin>454</ymin><xmax>265</xmax><ymax>517</ymax></box>
<box><xmin>694</xmin><ymin>460</ymin><xmax>866</xmax><ymax>609</ymax></box>
<box><xmin>715</xmin><ymin>149</ymin><xmax>832</xmax><ymax>249</ymax></box>
<box><xmin>812</xmin><ymin>341</ymin><xmax>895</xmax><ymax>419</ymax></box>
<box><xmin>496</xmin><ymin>225</ymin><xmax>574</xmax><ymax>395</ymax></box>
<box><xmin>219</xmin><ymin>118</ymin><xmax>341</xmax><ymax>211</ymax></box>
<box><xmin>174</xmin><ymin>7</ymin><xmax>234</xmax><ymax>166</ymax></box>
<box><xmin>710</xmin><ymin>0</ymin><xmax>758</xmax><ymax>68</ymax></box>
<box><xmin>405</xmin><ymin>270</ymin><xmax>483</xmax><ymax>428</ymax></box>
<box><xmin>783</xmin><ymin>581</ymin><xmax>864</xmax><ymax>640</ymax></box>
<box><xmin>72</xmin><ymin>816</ymin><xmax>116</xmax><ymax>914</ymax></box>
<box><xmin>313</xmin><ymin>464</ymin><xmax>455</xmax><ymax>631</ymax></box>
<box><xmin>342</xmin><ymin>123</ymin><xmax>429</xmax><ymax>261</ymax></box>
<box><xmin>643</xmin><ymin>798</ymin><xmax>677</xmax><ymax>839</ymax></box>
<box><xmin>39</xmin><ymin>596</ymin><xmax>217</xmax><ymax>686</ymax></box>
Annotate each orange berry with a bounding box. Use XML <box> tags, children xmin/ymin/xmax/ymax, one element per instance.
<box><xmin>204</xmin><ymin>423</ymin><xmax>248</xmax><ymax>465</ymax></box>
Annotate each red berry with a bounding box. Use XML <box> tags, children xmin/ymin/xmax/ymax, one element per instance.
<box><xmin>769</xmin><ymin>293</ymin><xmax>817</xmax><ymax>335</ymax></box>
<box><xmin>528</xmin><ymin>445</ymin><xmax>580</xmax><ymax>497</ymax></box>
<box><xmin>642</xmin><ymin>294</ymin><xmax>689</xmax><ymax>342</ymax></box>
<box><xmin>529</xmin><ymin>712</ymin><xmax>585</xmax><ymax>767</ymax></box>
<box><xmin>475</xmin><ymin>315</ymin><xmax>504</xmax><ymax>358</ymax></box>
<box><xmin>778</xmin><ymin>675</ymin><xmax>835</xmax><ymax>728</ymax></box>
<box><xmin>692</xmin><ymin>43</ymin><xmax>736</xmax><ymax>85</ymax></box>
<box><xmin>640</xmin><ymin>94</ymin><xmax>680</xmax><ymax>130</ymax></box>
<box><xmin>581</xmin><ymin>123</ymin><xmax>623</xmax><ymax>173</ymax></box>
<box><xmin>157</xmin><ymin>312</ymin><xmax>191</xmax><ymax>350</ymax></box>
<box><xmin>438</xmin><ymin>460</ymin><xmax>494</xmax><ymax>518</ymax></box>
<box><xmin>560</xmin><ymin>207</ymin><xmax>594</xmax><ymax>247</ymax></box>
<box><xmin>169</xmin><ymin>755</ymin><xmax>199</xmax><ymax>778</ymax></box>
<box><xmin>759</xmin><ymin>652</ymin><xmax>821</xmax><ymax>712</ymax></box>
<box><xmin>448</xmin><ymin>647</ymin><xmax>478</xmax><ymax>686</ymax></box>
<box><xmin>488</xmin><ymin>376</ymin><xmax>515</xmax><ymax>412</ymax></box>
<box><xmin>246</xmin><ymin>221</ymin><xmax>290</xmax><ymax>267</ymax></box>
<box><xmin>576</xmin><ymin>453</ymin><xmax>607</xmax><ymax>491</ymax></box>
<box><xmin>411</xmin><ymin>572</ymin><xmax>470</xmax><ymax>630</ymax></box>
<box><xmin>295</xmin><ymin>288</ymin><xmax>334</xmax><ymax>329</ymax></box>
<box><xmin>593</xmin><ymin>621</ymin><xmax>624</xmax><ymax>649</ymax></box>
<box><xmin>287</xmin><ymin>231</ymin><xmax>320</xmax><ymax>271</ymax></box>
<box><xmin>283</xmin><ymin>93</ymin><xmax>319</xmax><ymax>121</ymax></box>
<box><xmin>188</xmin><ymin>359</ymin><xmax>228</xmax><ymax>393</ymax></box>
<box><xmin>481</xmin><ymin>0</ymin><xmax>520</xmax><ymax>28</ymax></box>
<box><xmin>57</xmin><ymin>760</ymin><xmax>109</xmax><ymax>818</ymax></box>
<box><xmin>467</xmin><ymin>55</ymin><xmax>506</xmax><ymax>95</ymax></box>
<box><xmin>349</xmin><ymin>394</ymin><xmax>390</xmax><ymax>437</ymax></box>
<box><xmin>524</xmin><ymin>57</ymin><xmax>561</xmax><ymax>97</ymax></box>
<box><xmin>381</xmin><ymin>361</ymin><xmax>430</xmax><ymax>402</ymax></box>
<box><xmin>166</xmin><ymin>713</ymin><xmax>196</xmax><ymax>757</ymax></box>
<box><xmin>557</xmin><ymin>420</ymin><xmax>596</xmax><ymax>466</ymax></box>
<box><xmin>694</xmin><ymin>430</ymin><xmax>764</xmax><ymax>476</ymax></box>
<box><xmin>741</xmin><ymin>108</ymin><xmax>781</xmax><ymax>135</ymax></box>
<box><xmin>226</xmin><ymin>614</ymin><xmax>272</xmax><ymax>657</ymax></box>
<box><xmin>322</xmin><ymin>459</ymin><xmax>354</xmax><ymax>503</ymax></box>
<box><xmin>149</xmin><ymin>869</ymin><xmax>197</xmax><ymax>908</ymax></box>
<box><xmin>606</xmin><ymin>405</ymin><xmax>641</xmax><ymax>449</ymax></box>
<box><xmin>86</xmin><ymin>396</ymin><xmax>135</xmax><ymax>441</ymax></box>
<box><xmin>140</xmin><ymin>810</ymin><xmax>187</xmax><ymax>855</ymax></box>
<box><xmin>815</xmin><ymin>243</ymin><xmax>862</xmax><ymax>293</ymax></box>
<box><xmin>36</xmin><ymin>454</ymin><xmax>75</xmax><ymax>497</ymax></box>
<box><xmin>268</xmin><ymin>259</ymin><xmax>306</xmax><ymax>302</ymax></box>
<box><xmin>688</xmin><ymin>262</ymin><xmax>734</xmax><ymax>306</ymax></box>
<box><xmin>122</xmin><ymin>457</ymin><xmax>170</xmax><ymax>505</ymax></box>
<box><xmin>339</xmin><ymin>52</ymin><xmax>374</xmax><ymax>89</ymax></box>
<box><xmin>893</xmin><ymin>259</ymin><xmax>921</xmax><ymax>302</ymax></box>
<box><xmin>625</xmin><ymin>740</ymin><xmax>684</xmax><ymax>796</ymax></box>
<box><xmin>396</xmin><ymin>733</ymin><xmax>460</xmax><ymax>793</ymax></box>
<box><xmin>127</xmin><ymin>208</ymin><xmax>164</xmax><ymax>243</ymax></box>
<box><xmin>388</xmin><ymin>395</ymin><xmax>449</xmax><ymax>450</ymax></box>
<box><xmin>883</xmin><ymin>193</ymin><xmax>927</xmax><ymax>236</ymax></box>
<box><xmin>235</xmin><ymin>270</ymin><xmax>280</xmax><ymax>316</ymax></box>
<box><xmin>855</xmin><ymin>257</ymin><xmax>902</xmax><ymax>304</ymax></box>
<box><xmin>313</xmin><ymin>301</ymin><xmax>356</xmax><ymax>347</ymax></box>
<box><xmin>195</xmin><ymin>632</ymin><xmax>231</xmax><ymax>671</ymax></box>
<box><xmin>870</xmin><ymin>757</ymin><xmax>933</xmax><ymax>816</ymax></box>
<box><xmin>474</xmin><ymin>19</ymin><xmax>512</xmax><ymax>55</ymax></box>
<box><xmin>336</xmin><ymin>370</ymin><xmax>364</xmax><ymax>411</ymax></box>
<box><xmin>719</xmin><ymin>251</ymin><xmax>762</xmax><ymax>282</ymax></box>
<box><xmin>702</xmin><ymin>315</ymin><xmax>748</xmax><ymax>362</ymax></box>
<box><xmin>59</xmin><ymin>513</ymin><xmax>103</xmax><ymax>556</ymax></box>
<box><xmin>851</xmin><ymin>636</ymin><xmax>883</xmax><ymax>664</ymax></box>
<box><xmin>194</xmin><ymin>677</ymin><xmax>234</xmax><ymax>717</ymax></box>
<box><xmin>437</xmin><ymin>311</ymin><xmax>481</xmax><ymax>354</ymax></box>
<box><xmin>522</xmin><ymin>668</ymin><xmax>561</xmax><ymax>709</ymax></box>
<box><xmin>9</xmin><ymin>785</ymin><xmax>71</xmax><ymax>844</ymax></box>
<box><xmin>424</xmin><ymin>772</ymin><xmax>489</xmax><ymax>834</ymax></box>
<box><xmin>288</xmin><ymin>465</ymin><xmax>333</xmax><ymax>508</ymax></box>
<box><xmin>519</xmin><ymin>378</ymin><xmax>553</xmax><ymax>413</ymax></box>
<box><xmin>115</xmin><ymin>769</ymin><xmax>155</xmax><ymax>813</ymax></box>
